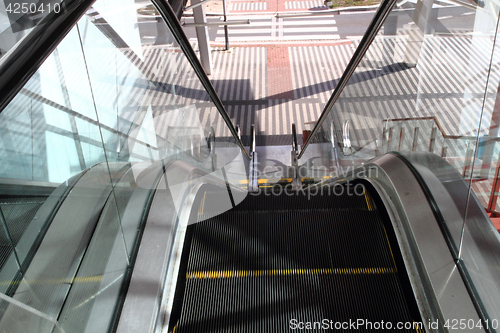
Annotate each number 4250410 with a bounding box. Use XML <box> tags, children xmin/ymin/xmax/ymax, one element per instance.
<box><xmin>5</xmin><ymin>2</ymin><xmax>61</xmax><ymax>14</ymax></box>
<box><xmin>444</xmin><ymin>318</ymin><xmax>499</xmax><ymax>330</ymax></box>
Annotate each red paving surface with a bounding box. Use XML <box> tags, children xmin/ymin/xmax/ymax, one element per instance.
<box><xmin>267</xmin><ymin>45</ymin><xmax>295</xmax><ymax>99</ymax></box>
<box><xmin>262</xmin><ymin>41</ymin><xmax>351</xmax><ymax>99</ymax></box>
<box><xmin>221</xmin><ymin>0</ymin><xmax>343</xmax><ymax>98</ymax></box>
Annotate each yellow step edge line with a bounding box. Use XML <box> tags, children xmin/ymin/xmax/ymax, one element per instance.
<box><xmin>414</xmin><ymin>321</ymin><xmax>424</xmax><ymax>332</ymax></box>
<box><xmin>364</xmin><ymin>189</ymin><xmax>374</xmax><ymax>211</ymax></box>
<box><xmin>0</xmin><ymin>275</ymin><xmax>103</xmax><ymax>286</ymax></box>
<box><xmin>381</xmin><ymin>222</ymin><xmax>398</xmax><ymax>271</ymax></box>
<box><xmin>239</xmin><ymin>177</ymin><xmax>318</xmax><ymax>185</ymax></box>
<box><xmin>239</xmin><ymin>179</ymin><xmax>270</xmax><ymax>184</ymax></box>
<box><xmin>365</xmin><ymin>188</ymin><xmax>398</xmax><ymax>271</ymax></box>
<box><xmin>186</xmin><ymin>268</ymin><xmax>395</xmax><ymax>279</ymax></box>
<box><xmin>198</xmin><ymin>191</ymin><xmax>206</xmax><ymax>215</ymax></box>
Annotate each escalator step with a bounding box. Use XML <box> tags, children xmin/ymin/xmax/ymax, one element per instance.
<box><xmin>179</xmin><ymin>273</ymin><xmax>414</xmax><ymax>332</ymax></box>
<box><xmin>172</xmin><ymin>186</ymin><xmax>421</xmax><ymax>332</ymax></box>
<box><xmin>200</xmin><ymin>185</ymin><xmax>369</xmax><ymax>215</ymax></box>
<box><xmin>189</xmin><ymin>210</ymin><xmax>394</xmax><ymax>272</ymax></box>
<box><xmin>0</xmin><ymin>197</ymin><xmax>46</xmax><ymax>271</ymax></box>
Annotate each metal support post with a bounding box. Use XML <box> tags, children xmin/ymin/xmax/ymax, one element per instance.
<box><xmin>388</xmin><ymin>127</ymin><xmax>393</xmax><ymax>151</ymax></box>
<box><xmin>441</xmin><ymin>146</ymin><xmax>447</xmax><ymax>158</ymax></box>
<box><xmin>209</xmin><ymin>127</ymin><xmax>217</xmax><ymax>171</ymax></box>
<box><xmin>488</xmin><ymin>150</ymin><xmax>500</xmax><ymax>211</ymax></box>
<box><xmin>291</xmin><ymin>124</ymin><xmax>302</xmax><ymax>190</ymax></box>
<box><xmin>398</xmin><ymin>127</ymin><xmax>405</xmax><ymax>150</ymax></box>
<box><xmin>412</xmin><ymin>127</ymin><xmax>419</xmax><ymax>151</ymax></box>
<box><xmin>462</xmin><ymin>146</ymin><xmax>474</xmax><ymax>178</ymax></box>
<box><xmin>222</xmin><ymin>0</ymin><xmax>229</xmax><ymax>50</ymax></box>
<box><xmin>191</xmin><ymin>0</ymin><xmax>213</xmax><ymax>74</ymax></box>
<box><xmin>429</xmin><ymin>127</ymin><xmax>436</xmax><ymax>153</ymax></box>
<box><xmin>402</xmin><ymin>0</ymin><xmax>436</xmax><ymax>67</ymax></box>
<box><xmin>248</xmin><ymin>125</ymin><xmax>259</xmax><ymax>193</ymax></box>
<box><xmin>382</xmin><ymin>127</ymin><xmax>387</xmax><ymax>152</ymax></box>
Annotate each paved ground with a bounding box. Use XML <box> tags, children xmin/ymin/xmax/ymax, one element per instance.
<box><xmin>184</xmin><ymin>0</ymin><xmax>366</xmax><ymax>142</ymax></box>
<box><xmin>4</xmin><ymin>0</ymin><xmax>497</xmax><ymax>209</ymax></box>
<box><xmin>186</xmin><ymin>0</ymin><xmax>495</xmax><ymax>144</ymax></box>
<box><xmin>181</xmin><ymin>0</ymin><xmax>500</xmax><ymax>209</ymax></box>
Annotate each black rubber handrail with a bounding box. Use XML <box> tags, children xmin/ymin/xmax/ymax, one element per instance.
<box><xmin>292</xmin><ymin>123</ymin><xmax>298</xmax><ymax>154</ymax></box>
<box><xmin>250</xmin><ymin>124</ymin><xmax>256</xmax><ymax>156</ymax></box>
<box><xmin>391</xmin><ymin>152</ymin><xmax>494</xmax><ymax>333</ymax></box>
<box><xmin>298</xmin><ymin>0</ymin><xmax>398</xmax><ymax>159</ymax></box>
<box><xmin>0</xmin><ymin>0</ymin><xmax>96</xmax><ymax>113</ymax></box>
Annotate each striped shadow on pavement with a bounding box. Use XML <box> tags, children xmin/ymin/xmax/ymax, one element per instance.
<box><xmin>293</xmin><ymin>32</ymin><xmax>499</xmax><ymax>150</ymax></box>
<box><xmin>210</xmin><ymin>47</ymin><xmax>267</xmax><ymax>101</ymax></box>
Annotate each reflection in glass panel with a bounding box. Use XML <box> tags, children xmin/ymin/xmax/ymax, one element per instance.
<box><xmin>0</xmin><ymin>9</ymin><xmax>112</xmax><ymax>326</ymax></box>
<box><xmin>58</xmin><ymin>193</ymin><xmax>129</xmax><ymax>333</ymax></box>
<box><xmin>317</xmin><ymin>0</ymin><xmax>500</xmax><ymax>248</ymax></box>
<box><xmin>0</xmin><ymin>93</ymin><xmax>35</xmax><ymax>181</ymax></box>
<box><xmin>54</xmin><ymin>27</ymin><xmax>98</xmax><ymax>122</ymax></box>
<box><xmin>76</xmin><ymin>3</ymin><xmax>240</xmax><ymax>172</ymax></box>
<box><xmin>45</xmin><ymin>131</ymin><xmax>81</xmax><ymax>183</ymax></box>
<box><xmin>0</xmin><ymin>0</ymin><xmax>65</xmax><ymax>60</ymax></box>
<box><xmin>1</xmin><ymin>27</ymin><xmax>104</xmax><ymax>183</ymax></box>
<box><xmin>0</xmin><ymin>0</ymin><xmax>248</xmax><ymax>330</ymax></box>
<box><xmin>0</xmin><ymin>205</ymin><xmax>19</xmax><ymax>294</ymax></box>
<box><xmin>0</xmin><ymin>295</ymin><xmax>64</xmax><ymax>333</ymax></box>
<box><xmin>458</xmin><ymin>6</ymin><xmax>500</xmax><ymax>327</ymax></box>
<box><xmin>304</xmin><ymin>0</ymin><xmax>500</xmax><ymax>327</ymax></box>
<box><xmin>75</xmin><ymin>118</ymin><xmax>107</xmax><ymax>167</ymax></box>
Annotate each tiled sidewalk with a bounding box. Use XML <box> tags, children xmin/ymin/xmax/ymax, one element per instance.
<box><xmin>208</xmin><ymin>41</ymin><xmax>353</xmax><ymax>138</ymax></box>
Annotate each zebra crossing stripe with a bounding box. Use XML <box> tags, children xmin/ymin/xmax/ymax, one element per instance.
<box><xmin>215</xmin><ymin>16</ymin><xmax>339</xmax><ymax>42</ymax></box>
<box><xmin>229</xmin><ymin>1</ymin><xmax>268</xmax><ymax>11</ymax></box>
<box><xmin>285</xmin><ymin>0</ymin><xmax>325</xmax><ymax>9</ymax></box>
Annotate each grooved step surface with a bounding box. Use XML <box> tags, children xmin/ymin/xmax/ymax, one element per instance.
<box><xmin>172</xmin><ymin>187</ymin><xmax>421</xmax><ymax>332</ymax></box>
<box><xmin>0</xmin><ymin>197</ymin><xmax>46</xmax><ymax>270</ymax></box>
<box><xmin>202</xmin><ymin>186</ymin><xmax>368</xmax><ymax>214</ymax></box>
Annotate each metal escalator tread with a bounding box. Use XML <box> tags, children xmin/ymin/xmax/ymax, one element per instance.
<box><xmin>199</xmin><ymin>186</ymin><xmax>368</xmax><ymax>216</ymax></box>
<box><xmin>173</xmin><ymin>186</ymin><xmax>421</xmax><ymax>332</ymax></box>
<box><xmin>0</xmin><ymin>197</ymin><xmax>46</xmax><ymax>271</ymax></box>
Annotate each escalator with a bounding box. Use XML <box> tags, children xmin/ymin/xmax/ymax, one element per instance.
<box><xmin>1</xmin><ymin>0</ymin><xmax>500</xmax><ymax>330</ymax></box>
<box><xmin>0</xmin><ymin>196</ymin><xmax>47</xmax><ymax>271</ymax></box>
<box><xmin>169</xmin><ymin>182</ymin><xmax>423</xmax><ymax>332</ymax></box>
